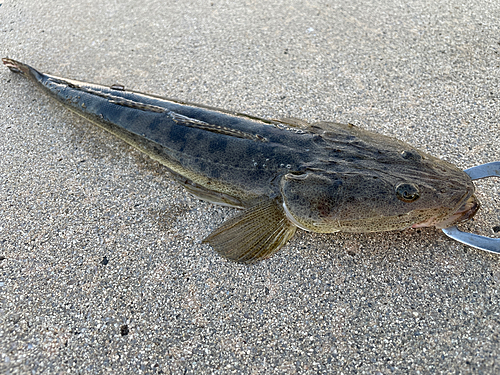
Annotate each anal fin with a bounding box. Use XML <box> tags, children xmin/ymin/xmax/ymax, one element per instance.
<box><xmin>170</xmin><ymin>172</ymin><xmax>244</xmax><ymax>208</ymax></box>
<box><xmin>202</xmin><ymin>198</ymin><xmax>297</xmax><ymax>263</ymax></box>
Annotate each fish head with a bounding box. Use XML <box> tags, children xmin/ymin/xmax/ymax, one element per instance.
<box><xmin>280</xmin><ymin>147</ymin><xmax>479</xmax><ymax>233</ymax></box>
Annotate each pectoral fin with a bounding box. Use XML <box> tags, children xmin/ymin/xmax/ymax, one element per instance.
<box><xmin>202</xmin><ymin>198</ymin><xmax>297</xmax><ymax>263</ymax></box>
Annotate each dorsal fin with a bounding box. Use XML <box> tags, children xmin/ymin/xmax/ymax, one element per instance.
<box><xmin>46</xmin><ymin>78</ymin><xmax>269</xmax><ymax>142</ymax></box>
<box><xmin>169</xmin><ymin>112</ymin><xmax>267</xmax><ymax>142</ymax></box>
<box><xmin>275</xmin><ymin>117</ymin><xmax>310</xmax><ymax>129</ymax></box>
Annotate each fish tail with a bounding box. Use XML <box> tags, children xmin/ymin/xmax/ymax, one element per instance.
<box><xmin>2</xmin><ymin>58</ymin><xmax>42</xmax><ymax>80</ymax></box>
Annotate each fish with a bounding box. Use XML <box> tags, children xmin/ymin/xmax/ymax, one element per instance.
<box><xmin>2</xmin><ymin>58</ymin><xmax>480</xmax><ymax>263</ymax></box>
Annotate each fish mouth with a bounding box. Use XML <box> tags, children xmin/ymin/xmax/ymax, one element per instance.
<box><xmin>435</xmin><ymin>194</ymin><xmax>480</xmax><ymax>228</ymax></box>
<box><xmin>413</xmin><ymin>194</ymin><xmax>480</xmax><ymax>229</ymax></box>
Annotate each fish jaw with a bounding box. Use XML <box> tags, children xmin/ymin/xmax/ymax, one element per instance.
<box><xmin>413</xmin><ymin>194</ymin><xmax>480</xmax><ymax>229</ymax></box>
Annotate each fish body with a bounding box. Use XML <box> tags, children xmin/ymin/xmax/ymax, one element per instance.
<box><xmin>2</xmin><ymin>58</ymin><xmax>479</xmax><ymax>263</ymax></box>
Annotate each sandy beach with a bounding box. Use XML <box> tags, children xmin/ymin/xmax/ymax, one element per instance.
<box><xmin>1</xmin><ymin>0</ymin><xmax>499</xmax><ymax>373</ymax></box>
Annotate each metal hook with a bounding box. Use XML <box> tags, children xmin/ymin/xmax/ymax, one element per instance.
<box><xmin>442</xmin><ymin>162</ymin><xmax>500</xmax><ymax>254</ymax></box>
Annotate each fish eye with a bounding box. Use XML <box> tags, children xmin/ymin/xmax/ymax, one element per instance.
<box><xmin>395</xmin><ymin>183</ymin><xmax>420</xmax><ymax>202</ymax></box>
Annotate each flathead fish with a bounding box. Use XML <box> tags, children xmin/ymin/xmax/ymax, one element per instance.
<box><xmin>2</xmin><ymin>58</ymin><xmax>479</xmax><ymax>263</ymax></box>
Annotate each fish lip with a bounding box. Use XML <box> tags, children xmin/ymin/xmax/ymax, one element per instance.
<box><xmin>438</xmin><ymin>177</ymin><xmax>479</xmax><ymax>228</ymax></box>
<box><xmin>435</xmin><ymin>194</ymin><xmax>480</xmax><ymax>229</ymax></box>
<box><xmin>413</xmin><ymin>191</ymin><xmax>480</xmax><ymax>229</ymax></box>
<box><xmin>409</xmin><ymin>174</ymin><xmax>478</xmax><ymax>230</ymax></box>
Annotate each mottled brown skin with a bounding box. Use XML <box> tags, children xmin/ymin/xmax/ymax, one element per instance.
<box><xmin>280</xmin><ymin>121</ymin><xmax>478</xmax><ymax>233</ymax></box>
<box><xmin>2</xmin><ymin>58</ymin><xmax>479</xmax><ymax>263</ymax></box>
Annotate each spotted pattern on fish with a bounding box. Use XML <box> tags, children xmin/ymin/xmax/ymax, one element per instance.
<box><xmin>2</xmin><ymin>58</ymin><xmax>478</xmax><ymax>263</ymax></box>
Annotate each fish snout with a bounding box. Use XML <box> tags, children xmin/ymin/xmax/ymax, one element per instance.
<box><xmin>435</xmin><ymin>195</ymin><xmax>480</xmax><ymax>229</ymax></box>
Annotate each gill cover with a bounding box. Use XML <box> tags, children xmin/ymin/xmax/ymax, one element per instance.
<box><xmin>281</xmin><ymin>172</ymin><xmax>344</xmax><ymax>231</ymax></box>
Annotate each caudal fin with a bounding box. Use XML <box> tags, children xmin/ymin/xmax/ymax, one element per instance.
<box><xmin>2</xmin><ymin>58</ymin><xmax>30</xmax><ymax>74</ymax></box>
<box><xmin>2</xmin><ymin>58</ymin><xmax>42</xmax><ymax>81</ymax></box>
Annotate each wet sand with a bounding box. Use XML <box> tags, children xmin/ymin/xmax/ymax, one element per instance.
<box><xmin>1</xmin><ymin>1</ymin><xmax>499</xmax><ymax>373</ymax></box>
